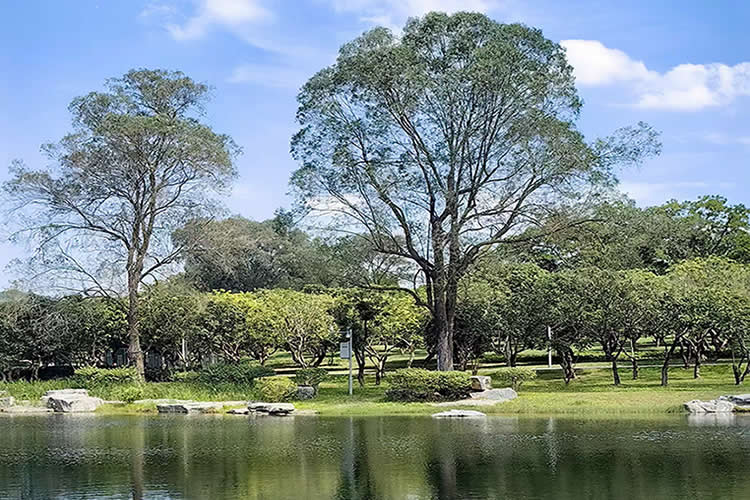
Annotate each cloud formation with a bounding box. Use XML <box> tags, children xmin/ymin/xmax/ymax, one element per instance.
<box><xmin>329</xmin><ymin>0</ymin><xmax>499</xmax><ymax>30</ymax></box>
<box><xmin>561</xmin><ymin>39</ymin><xmax>750</xmax><ymax>111</ymax></box>
<box><xmin>165</xmin><ymin>0</ymin><xmax>271</xmax><ymax>41</ymax></box>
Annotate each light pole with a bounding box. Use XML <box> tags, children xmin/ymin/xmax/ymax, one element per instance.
<box><xmin>347</xmin><ymin>327</ymin><xmax>353</xmax><ymax>396</ymax></box>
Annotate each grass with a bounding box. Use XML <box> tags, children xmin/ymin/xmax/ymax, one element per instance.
<box><xmin>2</xmin><ymin>355</ymin><xmax>746</xmax><ymax>417</ymax></box>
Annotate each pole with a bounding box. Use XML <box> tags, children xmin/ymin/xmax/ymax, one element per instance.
<box><xmin>547</xmin><ymin>325</ymin><xmax>553</xmax><ymax>368</ymax></box>
<box><xmin>348</xmin><ymin>327</ymin><xmax>353</xmax><ymax>396</ymax></box>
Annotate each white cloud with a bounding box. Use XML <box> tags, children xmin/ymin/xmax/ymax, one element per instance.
<box><xmin>164</xmin><ymin>0</ymin><xmax>271</xmax><ymax>41</ymax></box>
<box><xmin>703</xmin><ymin>132</ymin><xmax>750</xmax><ymax>146</ymax></box>
<box><xmin>561</xmin><ymin>39</ymin><xmax>750</xmax><ymax>111</ymax></box>
<box><xmin>329</xmin><ymin>0</ymin><xmax>500</xmax><ymax>30</ymax></box>
<box><xmin>619</xmin><ymin>180</ymin><xmax>733</xmax><ymax>206</ymax></box>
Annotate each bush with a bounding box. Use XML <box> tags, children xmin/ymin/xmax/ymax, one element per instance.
<box><xmin>256</xmin><ymin>376</ymin><xmax>297</xmax><ymax>402</ymax></box>
<box><xmin>385</xmin><ymin>368</ymin><xmax>472</xmax><ymax>402</ymax></box>
<box><xmin>492</xmin><ymin>367</ymin><xmax>537</xmax><ymax>390</ymax></box>
<box><xmin>75</xmin><ymin>366</ymin><xmax>138</xmax><ymax>385</ymax></box>
<box><xmin>172</xmin><ymin>371</ymin><xmax>200</xmax><ymax>382</ymax></box>
<box><xmin>293</xmin><ymin>368</ymin><xmax>328</xmax><ymax>390</ymax></box>
<box><xmin>197</xmin><ymin>363</ymin><xmax>274</xmax><ymax>385</ymax></box>
<box><xmin>112</xmin><ymin>384</ymin><xmax>145</xmax><ymax>403</ymax></box>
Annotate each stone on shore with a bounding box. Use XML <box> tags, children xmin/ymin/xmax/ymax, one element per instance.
<box><xmin>470</xmin><ymin>388</ymin><xmax>518</xmax><ymax>401</ymax></box>
<box><xmin>3</xmin><ymin>405</ymin><xmax>54</xmax><ymax>414</ymax></box>
<box><xmin>470</xmin><ymin>376</ymin><xmax>492</xmax><ymax>391</ymax></box>
<box><xmin>41</xmin><ymin>389</ymin><xmax>89</xmax><ymax>408</ymax></box>
<box><xmin>684</xmin><ymin>399</ymin><xmax>735</xmax><ymax>414</ymax></box>
<box><xmin>722</xmin><ymin>394</ymin><xmax>750</xmax><ymax>405</ymax></box>
<box><xmin>156</xmin><ymin>402</ymin><xmax>224</xmax><ymax>414</ymax></box>
<box><xmin>248</xmin><ymin>402</ymin><xmax>295</xmax><ymax>415</ymax></box>
<box><xmin>0</xmin><ymin>395</ymin><xmax>15</xmax><ymax>409</ymax></box>
<box><xmin>46</xmin><ymin>391</ymin><xmax>103</xmax><ymax>413</ymax></box>
<box><xmin>432</xmin><ymin>409</ymin><xmax>486</xmax><ymax>418</ymax></box>
<box><xmin>227</xmin><ymin>408</ymin><xmax>250</xmax><ymax>415</ymax></box>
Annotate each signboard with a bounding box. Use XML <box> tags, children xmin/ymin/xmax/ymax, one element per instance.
<box><xmin>340</xmin><ymin>342</ymin><xmax>351</xmax><ymax>359</ymax></box>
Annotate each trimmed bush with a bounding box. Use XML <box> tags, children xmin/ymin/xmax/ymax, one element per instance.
<box><xmin>112</xmin><ymin>384</ymin><xmax>145</xmax><ymax>403</ymax></box>
<box><xmin>385</xmin><ymin>368</ymin><xmax>472</xmax><ymax>402</ymax></box>
<box><xmin>492</xmin><ymin>367</ymin><xmax>537</xmax><ymax>390</ymax></box>
<box><xmin>256</xmin><ymin>376</ymin><xmax>297</xmax><ymax>402</ymax></box>
<box><xmin>75</xmin><ymin>366</ymin><xmax>138</xmax><ymax>385</ymax></box>
<box><xmin>197</xmin><ymin>363</ymin><xmax>274</xmax><ymax>385</ymax></box>
<box><xmin>293</xmin><ymin>368</ymin><xmax>328</xmax><ymax>391</ymax></box>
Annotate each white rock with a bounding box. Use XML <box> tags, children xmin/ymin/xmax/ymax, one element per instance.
<box><xmin>432</xmin><ymin>409</ymin><xmax>486</xmax><ymax>418</ymax></box>
<box><xmin>227</xmin><ymin>408</ymin><xmax>250</xmax><ymax>415</ymax></box>
<box><xmin>0</xmin><ymin>396</ymin><xmax>15</xmax><ymax>409</ymax></box>
<box><xmin>47</xmin><ymin>395</ymin><xmax>104</xmax><ymax>413</ymax></box>
<box><xmin>248</xmin><ymin>402</ymin><xmax>295</xmax><ymax>415</ymax></box>
<box><xmin>470</xmin><ymin>376</ymin><xmax>492</xmax><ymax>391</ymax></box>
<box><xmin>684</xmin><ymin>399</ymin><xmax>735</xmax><ymax>414</ymax></box>
<box><xmin>470</xmin><ymin>388</ymin><xmax>518</xmax><ymax>401</ymax></box>
<box><xmin>725</xmin><ymin>394</ymin><xmax>750</xmax><ymax>405</ymax></box>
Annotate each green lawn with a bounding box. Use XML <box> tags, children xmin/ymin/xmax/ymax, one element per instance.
<box><xmin>3</xmin><ymin>361</ymin><xmax>743</xmax><ymax>416</ymax></box>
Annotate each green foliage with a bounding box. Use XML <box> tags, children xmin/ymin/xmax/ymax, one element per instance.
<box><xmin>111</xmin><ymin>384</ymin><xmax>145</xmax><ymax>403</ymax></box>
<box><xmin>385</xmin><ymin>368</ymin><xmax>472</xmax><ymax>402</ymax></box>
<box><xmin>74</xmin><ymin>366</ymin><xmax>138</xmax><ymax>385</ymax></box>
<box><xmin>492</xmin><ymin>367</ymin><xmax>538</xmax><ymax>391</ymax></box>
<box><xmin>256</xmin><ymin>376</ymin><xmax>297</xmax><ymax>402</ymax></box>
<box><xmin>293</xmin><ymin>368</ymin><xmax>328</xmax><ymax>389</ymax></box>
<box><xmin>172</xmin><ymin>371</ymin><xmax>200</xmax><ymax>382</ymax></box>
<box><xmin>197</xmin><ymin>363</ymin><xmax>274</xmax><ymax>385</ymax></box>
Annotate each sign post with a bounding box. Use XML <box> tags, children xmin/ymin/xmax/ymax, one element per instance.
<box><xmin>340</xmin><ymin>327</ymin><xmax>353</xmax><ymax>396</ymax></box>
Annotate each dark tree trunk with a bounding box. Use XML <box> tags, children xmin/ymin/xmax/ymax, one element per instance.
<box><xmin>557</xmin><ymin>346</ymin><xmax>576</xmax><ymax>384</ymax></box>
<box><xmin>127</xmin><ymin>277</ymin><xmax>145</xmax><ymax>382</ymax></box>
<box><xmin>611</xmin><ymin>358</ymin><xmax>621</xmax><ymax>386</ymax></box>
<box><xmin>661</xmin><ymin>335</ymin><xmax>683</xmax><ymax>387</ymax></box>
<box><xmin>354</xmin><ymin>346</ymin><xmax>366</xmax><ymax>387</ymax></box>
<box><xmin>693</xmin><ymin>350</ymin><xmax>702</xmax><ymax>379</ymax></box>
<box><xmin>631</xmin><ymin>357</ymin><xmax>639</xmax><ymax>380</ymax></box>
<box><xmin>434</xmin><ymin>289</ymin><xmax>455</xmax><ymax>371</ymax></box>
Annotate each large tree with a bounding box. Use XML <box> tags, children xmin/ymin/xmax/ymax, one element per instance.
<box><xmin>290</xmin><ymin>12</ymin><xmax>659</xmax><ymax>369</ymax></box>
<box><xmin>4</xmin><ymin>69</ymin><xmax>238</xmax><ymax>380</ymax></box>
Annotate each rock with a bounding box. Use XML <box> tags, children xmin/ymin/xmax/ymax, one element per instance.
<box><xmin>296</xmin><ymin>386</ymin><xmax>316</xmax><ymax>400</ymax></box>
<box><xmin>0</xmin><ymin>396</ymin><xmax>15</xmax><ymax>409</ymax></box>
<box><xmin>470</xmin><ymin>376</ymin><xmax>492</xmax><ymax>391</ymax></box>
<box><xmin>156</xmin><ymin>402</ymin><xmax>224</xmax><ymax>414</ymax></box>
<box><xmin>684</xmin><ymin>399</ymin><xmax>735</xmax><ymax>414</ymax></box>
<box><xmin>227</xmin><ymin>408</ymin><xmax>250</xmax><ymax>415</ymax></box>
<box><xmin>724</xmin><ymin>394</ymin><xmax>750</xmax><ymax>405</ymax></box>
<box><xmin>2</xmin><ymin>406</ymin><xmax>53</xmax><ymax>414</ymax></box>
<box><xmin>248</xmin><ymin>402</ymin><xmax>295</xmax><ymax>415</ymax></box>
<box><xmin>470</xmin><ymin>388</ymin><xmax>518</xmax><ymax>401</ymax></box>
<box><xmin>41</xmin><ymin>389</ymin><xmax>89</xmax><ymax>407</ymax></box>
<box><xmin>432</xmin><ymin>409</ymin><xmax>486</xmax><ymax>418</ymax></box>
<box><xmin>47</xmin><ymin>394</ymin><xmax>103</xmax><ymax>413</ymax></box>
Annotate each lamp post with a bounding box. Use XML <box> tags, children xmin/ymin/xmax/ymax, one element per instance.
<box><xmin>340</xmin><ymin>327</ymin><xmax>353</xmax><ymax>396</ymax></box>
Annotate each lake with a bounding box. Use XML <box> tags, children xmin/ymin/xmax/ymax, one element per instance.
<box><xmin>0</xmin><ymin>414</ymin><xmax>748</xmax><ymax>499</ymax></box>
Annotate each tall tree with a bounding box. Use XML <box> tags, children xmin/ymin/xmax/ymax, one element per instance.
<box><xmin>4</xmin><ymin>69</ymin><xmax>238</xmax><ymax>379</ymax></box>
<box><xmin>291</xmin><ymin>12</ymin><xmax>659</xmax><ymax>369</ymax></box>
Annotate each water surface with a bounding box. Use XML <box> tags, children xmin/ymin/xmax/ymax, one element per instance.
<box><xmin>0</xmin><ymin>413</ymin><xmax>748</xmax><ymax>499</ymax></box>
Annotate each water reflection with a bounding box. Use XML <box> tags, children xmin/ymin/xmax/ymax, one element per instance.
<box><xmin>0</xmin><ymin>414</ymin><xmax>749</xmax><ymax>499</ymax></box>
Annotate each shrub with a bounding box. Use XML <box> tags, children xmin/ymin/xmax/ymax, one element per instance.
<box><xmin>172</xmin><ymin>371</ymin><xmax>200</xmax><ymax>382</ymax></box>
<box><xmin>256</xmin><ymin>376</ymin><xmax>297</xmax><ymax>402</ymax></box>
<box><xmin>75</xmin><ymin>366</ymin><xmax>138</xmax><ymax>385</ymax></box>
<box><xmin>197</xmin><ymin>363</ymin><xmax>274</xmax><ymax>385</ymax></box>
<box><xmin>385</xmin><ymin>368</ymin><xmax>472</xmax><ymax>402</ymax></box>
<box><xmin>112</xmin><ymin>384</ymin><xmax>145</xmax><ymax>403</ymax></box>
<box><xmin>492</xmin><ymin>367</ymin><xmax>537</xmax><ymax>390</ymax></box>
<box><xmin>293</xmin><ymin>367</ymin><xmax>328</xmax><ymax>391</ymax></box>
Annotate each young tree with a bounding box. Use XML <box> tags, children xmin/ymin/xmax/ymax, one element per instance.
<box><xmin>290</xmin><ymin>12</ymin><xmax>659</xmax><ymax>370</ymax></box>
<box><xmin>4</xmin><ymin>70</ymin><xmax>238</xmax><ymax>380</ymax></box>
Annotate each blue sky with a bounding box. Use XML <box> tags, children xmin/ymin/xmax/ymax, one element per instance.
<box><xmin>1</xmin><ymin>0</ymin><xmax>749</xmax><ymax>287</ymax></box>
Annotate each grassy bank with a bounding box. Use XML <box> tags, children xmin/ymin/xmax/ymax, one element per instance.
<box><xmin>2</xmin><ymin>363</ymin><xmax>744</xmax><ymax>416</ymax></box>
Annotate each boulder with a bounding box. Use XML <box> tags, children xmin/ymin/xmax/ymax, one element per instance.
<box><xmin>470</xmin><ymin>388</ymin><xmax>518</xmax><ymax>401</ymax></box>
<box><xmin>227</xmin><ymin>408</ymin><xmax>250</xmax><ymax>415</ymax></box>
<box><xmin>723</xmin><ymin>394</ymin><xmax>750</xmax><ymax>405</ymax></box>
<box><xmin>248</xmin><ymin>402</ymin><xmax>295</xmax><ymax>415</ymax></box>
<box><xmin>470</xmin><ymin>376</ymin><xmax>492</xmax><ymax>391</ymax></box>
<box><xmin>296</xmin><ymin>386</ymin><xmax>316</xmax><ymax>400</ymax></box>
<box><xmin>684</xmin><ymin>399</ymin><xmax>735</xmax><ymax>414</ymax></box>
<box><xmin>0</xmin><ymin>396</ymin><xmax>15</xmax><ymax>409</ymax></box>
<box><xmin>432</xmin><ymin>409</ymin><xmax>486</xmax><ymax>418</ymax></box>
<box><xmin>41</xmin><ymin>389</ymin><xmax>89</xmax><ymax>408</ymax></box>
<box><xmin>156</xmin><ymin>402</ymin><xmax>224</xmax><ymax>414</ymax></box>
<box><xmin>47</xmin><ymin>394</ymin><xmax>104</xmax><ymax>413</ymax></box>
<box><xmin>3</xmin><ymin>406</ymin><xmax>53</xmax><ymax>414</ymax></box>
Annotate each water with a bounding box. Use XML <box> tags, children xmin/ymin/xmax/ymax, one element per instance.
<box><xmin>0</xmin><ymin>414</ymin><xmax>749</xmax><ymax>499</ymax></box>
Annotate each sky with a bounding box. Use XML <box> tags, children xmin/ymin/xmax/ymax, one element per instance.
<box><xmin>1</xmin><ymin>0</ymin><xmax>749</xmax><ymax>287</ymax></box>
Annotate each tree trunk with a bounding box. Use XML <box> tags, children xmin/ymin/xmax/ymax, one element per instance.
<box><xmin>504</xmin><ymin>335</ymin><xmax>513</xmax><ymax>367</ymax></box>
<box><xmin>557</xmin><ymin>346</ymin><xmax>576</xmax><ymax>384</ymax></box>
<box><xmin>661</xmin><ymin>335</ymin><xmax>682</xmax><ymax>387</ymax></box>
<box><xmin>127</xmin><ymin>277</ymin><xmax>145</xmax><ymax>382</ymax></box>
<box><xmin>434</xmin><ymin>290</ymin><xmax>454</xmax><ymax>371</ymax></box>
<box><xmin>693</xmin><ymin>351</ymin><xmax>702</xmax><ymax>379</ymax></box>
<box><xmin>631</xmin><ymin>357</ymin><xmax>639</xmax><ymax>380</ymax></box>
<box><xmin>611</xmin><ymin>358</ymin><xmax>621</xmax><ymax>386</ymax></box>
